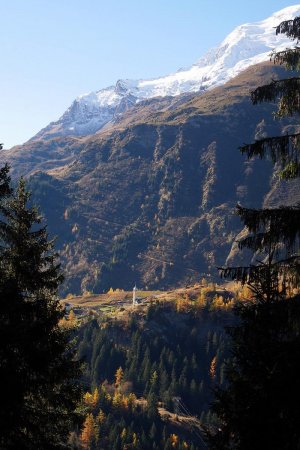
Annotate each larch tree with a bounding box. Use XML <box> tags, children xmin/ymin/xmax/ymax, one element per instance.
<box><xmin>80</xmin><ymin>413</ymin><xmax>97</xmax><ymax>449</ymax></box>
<box><xmin>0</xmin><ymin>171</ymin><xmax>81</xmax><ymax>449</ymax></box>
<box><xmin>207</xmin><ymin>16</ymin><xmax>300</xmax><ymax>450</ymax></box>
<box><xmin>115</xmin><ymin>366</ymin><xmax>124</xmax><ymax>388</ymax></box>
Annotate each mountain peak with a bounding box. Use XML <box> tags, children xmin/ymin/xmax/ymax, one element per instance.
<box><xmin>32</xmin><ymin>5</ymin><xmax>300</xmax><ymax>141</ymax></box>
<box><xmin>268</xmin><ymin>4</ymin><xmax>300</xmax><ymax>21</ymax></box>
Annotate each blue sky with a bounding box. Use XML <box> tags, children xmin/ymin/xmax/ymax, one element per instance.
<box><xmin>1</xmin><ymin>0</ymin><xmax>299</xmax><ymax>148</ymax></box>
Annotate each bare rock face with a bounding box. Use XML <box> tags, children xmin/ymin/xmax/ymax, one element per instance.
<box><xmin>1</xmin><ymin>63</ymin><xmax>299</xmax><ymax>294</ymax></box>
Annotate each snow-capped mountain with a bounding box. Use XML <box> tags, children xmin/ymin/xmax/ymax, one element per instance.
<box><xmin>34</xmin><ymin>5</ymin><xmax>300</xmax><ymax>140</ymax></box>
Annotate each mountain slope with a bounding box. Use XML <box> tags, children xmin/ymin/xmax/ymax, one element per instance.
<box><xmin>2</xmin><ymin>63</ymin><xmax>299</xmax><ymax>294</ymax></box>
<box><xmin>29</xmin><ymin>5</ymin><xmax>300</xmax><ymax>142</ymax></box>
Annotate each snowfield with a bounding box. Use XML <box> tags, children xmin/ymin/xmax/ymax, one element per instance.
<box><xmin>38</xmin><ymin>5</ymin><xmax>300</xmax><ymax>138</ymax></box>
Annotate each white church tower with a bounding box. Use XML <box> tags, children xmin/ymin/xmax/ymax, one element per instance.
<box><xmin>132</xmin><ymin>284</ymin><xmax>137</xmax><ymax>306</ymax></box>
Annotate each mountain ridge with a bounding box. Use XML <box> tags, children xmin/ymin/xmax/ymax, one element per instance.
<box><xmin>28</xmin><ymin>5</ymin><xmax>300</xmax><ymax>143</ymax></box>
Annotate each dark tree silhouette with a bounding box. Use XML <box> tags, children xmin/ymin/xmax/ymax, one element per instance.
<box><xmin>0</xmin><ymin>168</ymin><xmax>81</xmax><ymax>449</ymax></box>
<box><xmin>208</xmin><ymin>16</ymin><xmax>300</xmax><ymax>450</ymax></box>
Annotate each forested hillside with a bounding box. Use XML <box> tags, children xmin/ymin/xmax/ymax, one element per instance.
<box><xmin>68</xmin><ymin>289</ymin><xmax>236</xmax><ymax>449</ymax></box>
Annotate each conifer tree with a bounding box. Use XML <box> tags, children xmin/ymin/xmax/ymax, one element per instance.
<box><xmin>240</xmin><ymin>16</ymin><xmax>300</xmax><ymax>180</ymax></box>
<box><xmin>208</xmin><ymin>16</ymin><xmax>300</xmax><ymax>450</ymax></box>
<box><xmin>0</xmin><ymin>174</ymin><xmax>81</xmax><ymax>449</ymax></box>
<box><xmin>115</xmin><ymin>366</ymin><xmax>124</xmax><ymax>388</ymax></box>
<box><xmin>81</xmin><ymin>413</ymin><xmax>97</xmax><ymax>449</ymax></box>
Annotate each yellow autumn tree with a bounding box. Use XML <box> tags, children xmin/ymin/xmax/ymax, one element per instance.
<box><xmin>132</xmin><ymin>432</ymin><xmax>138</xmax><ymax>447</ymax></box>
<box><xmin>196</xmin><ymin>290</ymin><xmax>206</xmax><ymax>309</ymax></box>
<box><xmin>96</xmin><ymin>409</ymin><xmax>105</xmax><ymax>424</ymax></box>
<box><xmin>81</xmin><ymin>413</ymin><xmax>97</xmax><ymax>449</ymax></box>
<box><xmin>68</xmin><ymin>309</ymin><xmax>77</xmax><ymax>327</ymax></box>
<box><xmin>127</xmin><ymin>392</ymin><xmax>137</xmax><ymax>410</ymax></box>
<box><xmin>58</xmin><ymin>316</ymin><xmax>68</xmax><ymax>328</ymax></box>
<box><xmin>59</xmin><ymin>309</ymin><xmax>77</xmax><ymax>329</ymax></box>
<box><xmin>115</xmin><ymin>366</ymin><xmax>124</xmax><ymax>388</ymax></box>
<box><xmin>112</xmin><ymin>391</ymin><xmax>122</xmax><ymax>410</ymax></box>
<box><xmin>201</xmin><ymin>277</ymin><xmax>208</xmax><ymax>286</ymax></box>
<box><xmin>121</xmin><ymin>428</ymin><xmax>127</xmax><ymax>440</ymax></box>
<box><xmin>210</xmin><ymin>355</ymin><xmax>217</xmax><ymax>380</ymax></box>
<box><xmin>92</xmin><ymin>387</ymin><xmax>99</xmax><ymax>407</ymax></box>
<box><xmin>170</xmin><ymin>433</ymin><xmax>179</xmax><ymax>447</ymax></box>
<box><xmin>83</xmin><ymin>391</ymin><xmax>93</xmax><ymax>406</ymax></box>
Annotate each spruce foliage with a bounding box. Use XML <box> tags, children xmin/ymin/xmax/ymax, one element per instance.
<box><xmin>238</xmin><ymin>17</ymin><xmax>300</xmax><ymax>179</ymax></box>
<box><xmin>0</xmin><ymin>168</ymin><xmax>81</xmax><ymax>449</ymax></box>
<box><xmin>209</xmin><ymin>296</ymin><xmax>300</xmax><ymax>450</ymax></box>
<box><xmin>208</xmin><ymin>16</ymin><xmax>300</xmax><ymax>449</ymax></box>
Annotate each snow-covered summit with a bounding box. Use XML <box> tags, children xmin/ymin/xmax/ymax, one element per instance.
<box><xmin>36</xmin><ymin>5</ymin><xmax>300</xmax><ymax>140</ymax></box>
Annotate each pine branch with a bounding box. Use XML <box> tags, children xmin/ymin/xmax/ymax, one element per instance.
<box><xmin>236</xmin><ymin>205</ymin><xmax>300</xmax><ymax>249</ymax></box>
<box><xmin>251</xmin><ymin>77</ymin><xmax>300</xmax><ymax>117</ymax></box>
<box><xmin>239</xmin><ymin>133</ymin><xmax>300</xmax><ymax>179</ymax></box>
<box><xmin>218</xmin><ymin>265</ymin><xmax>255</xmax><ymax>283</ymax></box>
<box><xmin>272</xmin><ymin>47</ymin><xmax>300</xmax><ymax>70</ymax></box>
<box><xmin>218</xmin><ymin>256</ymin><xmax>300</xmax><ymax>286</ymax></box>
<box><xmin>276</xmin><ymin>16</ymin><xmax>300</xmax><ymax>41</ymax></box>
<box><xmin>237</xmin><ymin>232</ymin><xmax>276</xmax><ymax>252</ymax></box>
